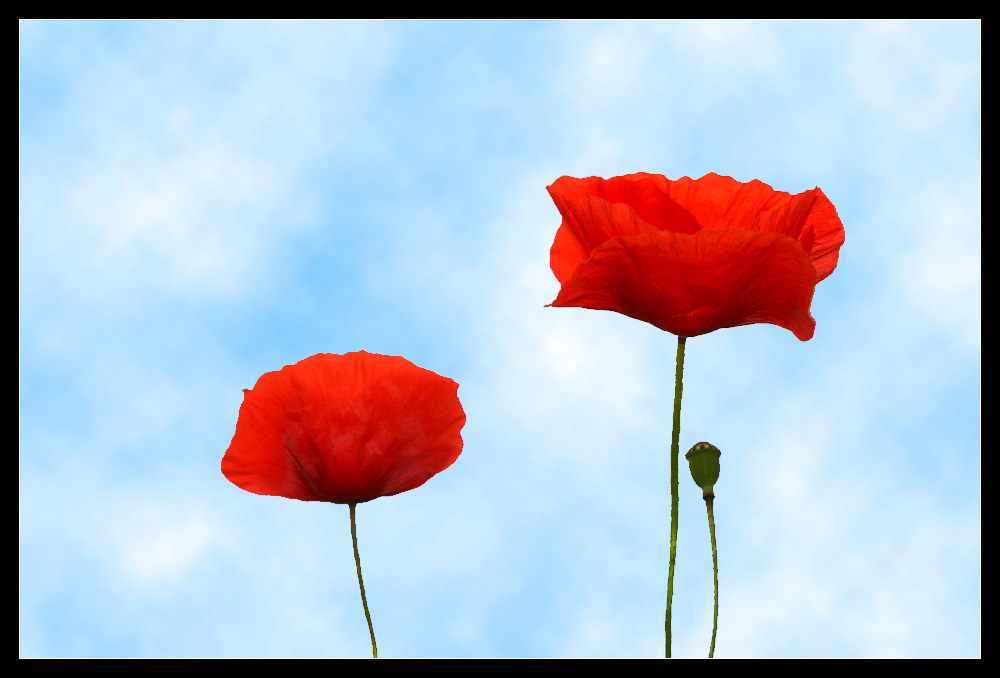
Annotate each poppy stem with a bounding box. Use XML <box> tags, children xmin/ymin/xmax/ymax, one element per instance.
<box><xmin>665</xmin><ymin>335</ymin><xmax>686</xmax><ymax>658</ymax></box>
<box><xmin>349</xmin><ymin>503</ymin><xmax>378</xmax><ymax>658</ymax></box>
<box><xmin>705</xmin><ymin>493</ymin><xmax>718</xmax><ymax>658</ymax></box>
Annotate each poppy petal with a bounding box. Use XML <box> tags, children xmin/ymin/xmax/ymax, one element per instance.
<box><xmin>651</xmin><ymin>172</ymin><xmax>787</xmax><ymax>232</ymax></box>
<box><xmin>547</xmin><ymin>174</ymin><xmax>704</xmax><ymax>281</ymax></box>
<box><xmin>550</xmin><ymin>173</ymin><xmax>703</xmax><ymax>234</ymax></box>
<box><xmin>548</xmin><ymin>228</ymin><xmax>818</xmax><ymax>341</ymax></box>
<box><xmin>648</xmin><ymin>173</ymin><xmax>845</xmax><ymax>282</ymax></box>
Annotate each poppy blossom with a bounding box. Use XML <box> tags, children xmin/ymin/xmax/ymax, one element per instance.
<box><xmin>546</xmin><ymin>172</ymin><xmax>845</xmax><ymax>340</ymax></box>
<box><xmin>222</xmin><ymin>351</ymin><xmax>465</xmax><ymax>505</ymax></box>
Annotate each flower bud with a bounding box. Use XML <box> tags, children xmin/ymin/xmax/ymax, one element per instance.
<box><xmin>685</xmin><ymin>442</ymin><xmax>721</xmax><ymax>495</ymax></box>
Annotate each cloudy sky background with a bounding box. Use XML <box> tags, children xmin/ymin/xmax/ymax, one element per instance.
<box><xmin>20</xmin><ymin>20</ymin><xmax>980</xmax><ymax>658</ymax></box>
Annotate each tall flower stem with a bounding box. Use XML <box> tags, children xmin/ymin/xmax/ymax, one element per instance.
<box><xmin>350</xmin><ymin>503</ymin><xmax>378</xmax><ymax>658</ymax></box>
<box><xmin>705</xmin><ymin>493</ymin><xmax>718</xmax><ymax>658</ymax></box>
<box><xmin>665</xmin><ymin>335</ymin><xmax>686</xmax><ymax>658</ymax></box>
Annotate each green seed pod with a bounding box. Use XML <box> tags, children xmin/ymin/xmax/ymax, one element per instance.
<box><xmin>685</xmin><ymin>441</ymin><xmax>721</xmax><ymax>495</ymax></box>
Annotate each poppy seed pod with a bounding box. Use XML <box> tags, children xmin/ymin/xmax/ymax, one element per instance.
<box><xmin>686</xmin><ymin>442</ymin><xmax>721</xmax><ymax>495</ymax></box>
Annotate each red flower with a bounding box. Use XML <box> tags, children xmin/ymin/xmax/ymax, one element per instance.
<box><xmin>222</xmin><ymin>351</ymin><xmax>465</xmax><ymax>505</ymax></box>
<box><xmin>546</xmin><ymin>172</ymin><xmax>845</xmax><ymax>340</ymax></box>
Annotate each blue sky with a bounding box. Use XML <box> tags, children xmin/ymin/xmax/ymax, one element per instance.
<box><xmin>20</xmin><ymin>20</ymin><xmax>980</xmax><ymax>658</ymax></box>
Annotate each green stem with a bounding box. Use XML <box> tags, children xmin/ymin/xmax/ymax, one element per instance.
<box><xmin>665</xmin><ymin>335</ymin><xmax>686</xmax><ymax>658</ymax></box>
<box><xmin>350</xmin><ymin>503</ymin><xmax>378</xmax><ymax>658</ymax></box>
<box><xmin>706</xmin><ymin>493</ymin><xmax>718</xmax><ymax>658</ymax></box>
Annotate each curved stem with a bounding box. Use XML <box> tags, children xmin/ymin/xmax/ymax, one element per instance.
<box><xmin>350</xmin><ymin>503</ymin><xmax>378</xmax><ymax>658</ymax></box>
<box><xmin>665</xmin><ymin>335</ymin><xmax>686</xmax><ymax>658</ymax></box>
<box><xmin>706</xmin><ymin>494</ymin><xmax>718</xmax><ymax>659</ymax></box>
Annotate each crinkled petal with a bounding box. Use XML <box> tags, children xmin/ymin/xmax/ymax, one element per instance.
<box><xmin>547</xmin><ymin>200</ymin><xmax>652</xmax><ymax>286</ymax></box>
<box><xmin>549</xmin><ymin>220</ymin><xmax>591</xmax><ymax>285</ymax></box>
<box><xmin>548</xmin><ymin>228</ymin><xmax>818</xmax><ymax>340</ymax></box>
<box><xmin>549</xmin><ymin>174</ymin><xmax>701</xmax><ymax>243</ymax></box>
<box><xmin>653</xmin><ymin>173</ymin><xmax>845</xmax><ymax>281</ymax></box>
<box><xmin>750</xmin><ymin>186</ymin><xmax>845</xmax><ymax>282</ymax></box>
<box><xmin>796</xmin><ymin>187</ymin><xmax>844</xmax><ymax>282</ymax></box>
<box><xmin>547</xmin><ymin>174</ymin><xmax>702</xmax><ymax>280</ymax></box>
<box><xmin>653</xmin><ymin>172</ymin><xmax>787</xmax><ymax>232</ymax></box>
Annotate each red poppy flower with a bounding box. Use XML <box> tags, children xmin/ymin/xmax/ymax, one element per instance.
<box><xmin>546</xmin><ymin>172</ymin><xmax>845</xmax><ymax>340</ymax></box>
<box><xmin>222</xmin><ymin>351</ymin><xmax>465</xmax><ymax>505</ymax></box>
